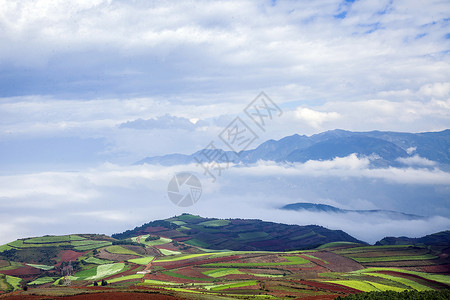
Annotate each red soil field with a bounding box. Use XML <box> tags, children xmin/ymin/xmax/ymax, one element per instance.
<box><xmin>0</xmin><ymin>291</ymin><xmax>177</xmax><ymax>299</ymax></box>
<box><xmin>0</xmin><ymin>265</ymin><xmax>40</xmax><ymax>278</ymax></box>
<box><xmin>103</xmin><ymin>264</ymin><xmax>143</xmax><ymax>281</ymax></box>
<box><xmin>171</xmin><ymin>267</ymin><xmax>211</xmax><ymax>280</ymax></box>
<box><xmin>376</xmin><ymin>270</ymin><xmax>450</xmax><ymax>289</ymax></box>
<box><xmin>292</xmin><ymin>280</ymin><xmax>361</xmax><ymax>294</ymax></box>
<box><xmin>55</xmin><ymin>250</ymin><xmax>87</xmax><ymax>266</ymax></box>
<box><xmin>421</xmin><ymin>264</ymin><xmax>450</xmax><ymax>274</ymax></box>
<box><xmin>155</xmin><ymin>255</ymin><xmax>241</xmax><ymax>269</ymax></box>
<box><xmin>143</xmin><ymin>272</ymin><xmax>189</xmax><ymax>283</ymax></box>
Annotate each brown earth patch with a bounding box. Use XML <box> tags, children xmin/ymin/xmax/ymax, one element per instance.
<box><xmin>292</xmin><ymin>280</ymin><xmax>361</xmax><ymax>294</ymax></box>
<box><xmin>55</xmin><ymin>250</ymin><xmax>87</xmax><ymax>266</ymax></box>
<box><xmin>0</xmin><ymin>291</ymin><xmax>177</xmax><ymax>299</ymax></box>
<box><xmin>312</xmin><ymin>251</ymin><xmax>364</xmax><ymax>272</ymax></box>
<box><xmin>421</xmin><ymin>264</ymin><xmax>450</xmax><ymax>274</ymax></box>
<box><xmin>96</xmin><ymin>248</ymin><xmax>139</xmax><ymax>262</ymax></box>
<box><xmin>375</xmin><ymin>270</ymin><xmax>450</xmax><ymax>289</ymax></box>
<box><xmin>0</xmin><ymin>265</ymin><xmax>40</xmax><ymax>278</ymax></box>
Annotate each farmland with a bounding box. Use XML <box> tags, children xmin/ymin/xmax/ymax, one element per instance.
<box><xmin>0</xmin><ymin>214</ymin><xmax>448</xmax><ymax>299</ymax></box>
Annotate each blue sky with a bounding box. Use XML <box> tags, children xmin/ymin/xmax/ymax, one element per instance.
<box><xmin>0</xmin><ymin>0</ymin><xmax>449</xmax><ymax>244</ymax></box>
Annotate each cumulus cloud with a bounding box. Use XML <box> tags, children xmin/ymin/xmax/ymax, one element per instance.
<box><xmin>294</xmin><ymin>108</ymin><xmax>341</xmax><ymax>128</ymax></box>
<box><xmin>397</xmin><ymin>155</ymin><xmax>437</xmax><ymax>167</ymax></box>
<box><xmin>119</xmin><ymin>114</ymin><xmax>196</xmax><ymax>130</ymax></box>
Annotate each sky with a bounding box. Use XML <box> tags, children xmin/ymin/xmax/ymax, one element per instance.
<box><xmin>0</xmin><ymin>0</ymin><xmax>449</xmax><ymax>245</ymax></box>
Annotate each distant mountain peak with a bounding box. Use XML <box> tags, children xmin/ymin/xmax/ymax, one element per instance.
<box><xmin>135</xmin><ymin>129</ymin><xmax>450</xmax><ymax>166</ymax></box>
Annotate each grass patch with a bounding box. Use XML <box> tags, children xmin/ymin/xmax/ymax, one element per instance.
<box><xmin>163</xmin><ymin>270</ymin><xmax>212</xmax><ymax>281</ymax></box>
<box><xmin>203</xmin><ymin>255</ymin><xmax>308</xmax><ymax>267</ymax></box>
<box><xmin>128</xmin><ymin>256</ymin><xmax>154</xmax><ymax>265</ymax></box>
<box><xmin>141</xmin><ymin>279</ymin><xmax>179</xmax><ymax>285</ymax></box>
<box><xmin>107</xmin><ymin>274</ymin><xmax>144</xmax><ymax>283</ymax></box>
<box><xmin>0</xmin><ymin>244</ymin><xmax>12</xmax><ymax>252</ymax></box>
<box><xmin>28</xmin><ymin>277</ymin><xmax>55</xmax><ymax>285</ymax></box>
<box><xmin>170</xmin><ymin>221</ymin><xmax>187</xmax><ymax>226</ymax></box>
<box><xmin>203</xmin><ymin>268</ymin><xmax>244</xmax><ymax>278</ymax></box>
<box><xmin>317</xmin><ymin>242</ymin><xmax>360</xmax><ymax>249</ymax></box>
<box><xmin>325</xmin><ymin>280</ymin><xmax>381</xmax><ymax>292</ymax></box>
<box><xmin>74</xmin><ymin>266</ymin><xmax>98</xmax><ymax>279</ymax></box>
<box><xmin>155</xmin><ymin>253</ymin><xmax>212</xmax><ymax>262</ymax></box>
<box><xmin>176</xmin><ymin>214</ymin><xmax>203</xmax><ymax>221</ymax></box>
<box><xmin>354</xmin><ymin>268</ymin><xmax>450</xmax><ymax>285</ymax></box>
<box><xmin>184</xmin><ymin>239</ymin><xmax>210</xmax><ymax>248</ymax></box>
<box><xmin>159</xmin><ymin>248</ymin><xmax>181</xmax><ymax>256</ymax></box>
<box><xmin>350</xmin><ymin>254</ymin><xmax>438</xmax><ymax>263</ymax></box>
<box><xmin>105</xmin><ymin>245</ymin><xmax>140</xmax><ymax>256</ymax></box>
<box><xmin>0</xmin><ymin>261</ymin><xmax>23</xmax><ymax>271</ymax></box>
<box><xmin>86</xmin><ymin>263</ymin><xmax>125</xmax><ymax>280</ymax></box>
<box><xmin>26</xmin><ymin>263</ymin><xmax>55</xmax><ymax>270</ymax></box>
<box><xmin>363</xmin><ymin>272</ymin><xmax>434</xmax><ymax>291</ymax></box>
<box><xmin>84</xmin><ymin>257</ymin><xmax>113</xmax><ymax>265</ymax></box>
<box><xmin>73</xmin><ymin>241</ymin><xmax>112</xmax><ymax>251</ymax></box>
<box><xmin>5</xmin><ymin>275</ymin><xmax>22</xmax><ymax>290</ymax></box>
<box><xmin>199</xmin><ymin>220</ymin><xmax>230</xmax><ymax>227</ymax></box>
<box><xmin>210</xmin><ymin>280</ymin><xmax>258</xmax><ymax>291</ymax></box>
<box><xmin>303</xmin><ymin>254</ymin><xmax>328</xmax><ymax>264</ymax></box>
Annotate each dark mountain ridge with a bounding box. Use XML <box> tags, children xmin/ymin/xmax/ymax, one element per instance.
<box><xmin>281</xmin><ymin>202</ymin><xmax>424</xmax><ymax>220</ymax></box>
<box><xmin>135</xmin><ymin>129</ymin><xmax>450</xmax><ymax>166</ymax></box>
<box><xmin>112</xmin><ymin>214</ymin><xmax>366</xmax><ymax>251</ymax></box>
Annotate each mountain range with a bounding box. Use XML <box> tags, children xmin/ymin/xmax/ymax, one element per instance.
<box><xmin>135</xmin><ymin>129</ymin><xmax>450</xmax><ymax>167</ymax></box>
<box><xmin>281</xmin><ymin>202</ymin><xmax>424</xmax><ymax>220</ymax></box>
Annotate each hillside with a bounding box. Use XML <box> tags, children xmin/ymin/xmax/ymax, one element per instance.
<box><xmin>112</xmin><ymin>214</ymin><xmax>365</xmax><ymax>251</ymax></box>
<box><xmin>0</xmin><ymin>217</ymin><xmax>448</xmax><ymax>298</ymax></box>
<box><xmin>376</xmin><ymin>231</ymin><xmax>450</xmax><ymax>246</ymax></box>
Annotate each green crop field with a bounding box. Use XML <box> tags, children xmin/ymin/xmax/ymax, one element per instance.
<box><xmin>24</xmin><ymin>235</ymin><xmax>85</xmax><ymax>244</ymax></box>
<box><xmin>184</xmin><ymin>238</ymin><xmax>210</xmax><ymax>248</ymax></box>
<box><xmin>0</xmin><ymin>261</ymin><xmax>22</xmax><ymax>271</ymax></box>
<box><xmin>105</xmin><ymin>245</ymin><xmax>140</xmax><ymax>256</ymax></box>
<box><xmin>199</xmin><ymin>220</ymin><xmax>230</xmax><ymax>227</ymax></box>
<box><xmin>26</xmin><ymin>263</ymin><xmax>55</xmax><ymax>270</ymax></box>
<box><xmin>203</xmin><ymin>268</ymin><xmax>244</xmax><ymax>278</ymax></box>
<box><xmin>363</xmin><ymin>272</ymin><xmax>434</xmax><ymax>291</ymax></box>
<box><xmin>162</xmin><ymin>270</ymin><xmax>212</xmax><ymax>281</ymax></box>
<box><xmin>74</xmin><ymin>241</ymin><xmax>112</xmax><ymax>251</ymax></box>
<box><xmin>0</xmin><ymin>244</ymin><xmax>12</xmax><ymax>252</ymax></box>
<box><xmin>356</xmin><ymin>268</ymin><xmax>450</xmax><ymax>285</ymax></box>
<box><xmin>128</xmin><ymin>256</ymin><xmax>154</xmax><ymax>265</ymax></box>
<box><xmin>209</xmin><ymin>280</ymin><xmax>258</xmax><ymax>291</ymax></box>
<box><xmin>325</xmin><ymin>280</ymin><xmax>383</xmax><ymax>292</ymax></box>
<box><xmin>170</xmin><ymin>221</ymin><xmax>187</xmax><ymax>225</ymax></box>
<box><xmin>159</xmin><ymin>248</ymin><xmax>181</xmax><ymax>256</ymax></box>
<box><xmin>28</xmin><ymin>277</ymin><xmax>55</xmax><ymax>285</ymax></box>
<box><xmin>107</xmin><ymin>274</ymin><xmax>144</xmax><ymax>283</ymax></box>
<box><xmin>303</xmin><ymin>254</ymin><xmax>328</xmax><ymax>264</ymax></box>
<box><xmin>155</xmin><ymin>253</ymin><xmax>213</xmax><ymax>262</ymax></box>
<box><xmin>5</xmin><ymin>275</ymin><xmax>22</xmax><ymax>290</ymax></box>
<box><xmin>84</xmin><ymin>257</ymin><xmax>113</xmax><ymax>265</ymax></box>
<box><xmin>78</xmin><ymin>263</ymin><xmax>126</xmax><ymax>281</ymax></box>
<box><xmin>350</xmin><ymin>254</ymin><xmax>438</xmax><ymax>263</ymax></box>
<box><xmin>177</xmin><ymin>214</ymin><xmax>203</xmax><ymax>221</ymax></box>
<box><xmin>141</xmin><ymin>279</ymin><xmax>179</xmax><ymax>285</ymax></box>
<box><xmin>317</xmin><ymin>241</ymin><xmax>360</xmax><ymax>249</ymax></box>
<box><xmin>202</xmin><ymin>255</ymin><xmax>309</xmax><ymax>267</ymax></box>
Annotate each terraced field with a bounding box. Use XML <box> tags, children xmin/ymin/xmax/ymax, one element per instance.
<box><xmin>0</xmin><ymin>215</ymin><xmax>448</xmax><ymax>299</ymax></box>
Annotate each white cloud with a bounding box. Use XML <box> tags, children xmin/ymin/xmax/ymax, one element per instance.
<box><xmin>397</xmin><ymin>155</ymin><xmax>437</xmax><ymax>167</ymax></box>
<box><xmin>294</xmin><ymin>108</ymin><xmax>341</xmax><ymax>128</ymax></box>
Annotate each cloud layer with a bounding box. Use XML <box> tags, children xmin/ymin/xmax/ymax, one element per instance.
<box><xmin>0</xmin><ymin>156</ymin><xmax>449</xmax><ymax>245</ymax></box>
